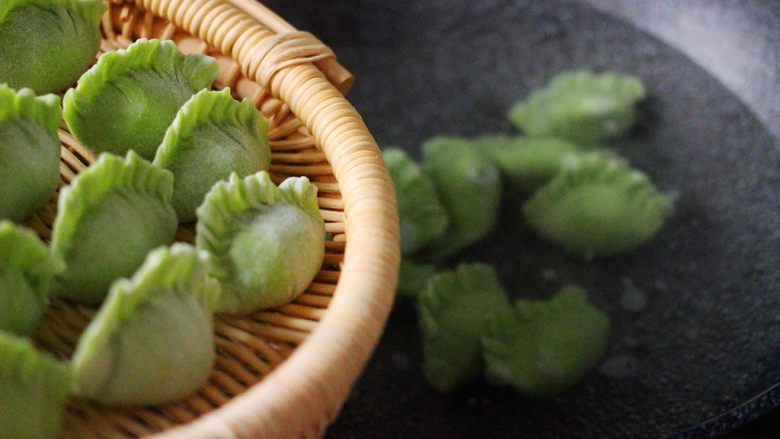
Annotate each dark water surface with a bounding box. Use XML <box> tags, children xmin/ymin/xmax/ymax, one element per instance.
<box><xmin>263</xmin><ymin>1</ymin><xmax>780</xmax><ymax>437</ymax></box>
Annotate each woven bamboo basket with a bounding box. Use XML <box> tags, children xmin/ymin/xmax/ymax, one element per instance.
<box><xmin>24</xmin><ymin>0</ymin><xmax>400</xmax><ymax>437</ymax></box>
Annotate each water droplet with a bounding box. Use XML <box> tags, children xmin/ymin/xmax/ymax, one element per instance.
<box><xmin>541</xmin><ymin>268</ymin><xmax>556</xmax><ymax>280</ymax></box>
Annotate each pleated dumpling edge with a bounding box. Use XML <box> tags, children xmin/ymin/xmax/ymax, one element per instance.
<box><xmin>63</xmin><ymin>38</ymin><xmax>219</xmax><ymax>159</ymax></box>
<box><xmin>196</xmin><ymin>171</ymin><xmax>325</xmax><ymax>315</ymax></box>
<box><xmin>0</xmin><ymin>85</ymin><xmax>62</xmax><ymax>221</ymax></box>
<box><xmin>51</xmin><ymin>151</ymin><xmax>178</xmax><ymax>304</ymax></box>
<box><xmin>154</xmin><ymin>88</ymin><xmax>271</xmax><ymax>222</ymax></box>
<box><xmin>71</xmin><ymin>244</ymin><xmax>220</xmax><ymax>406</ymax></box>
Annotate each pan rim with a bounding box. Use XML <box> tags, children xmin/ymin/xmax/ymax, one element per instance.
<box><xmin>672</xmin><ymin>382</ymin><xmax>780</xmax><ymax>437</ymax></box>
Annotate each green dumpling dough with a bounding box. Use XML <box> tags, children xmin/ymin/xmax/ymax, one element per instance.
<box><xmin>396</xmin><ymin>259</ymin><xmax>436</xmax><ymax>299</ymax></box>
<box><xmin>0</xmin><ymin>221</ymin><xmax>64</xmax><ymax>336</ymax></box>
<box><xmin>421</xmin><ymin>137</ymin><xmax>501</xmax><ymax>259</ymax></box>
<box><xmin>153</xmin><ymin>88</ymin><xmax>271</xmax><ymax>223</ymax></box>
<box><xmin>63</xmin><ymin>38</ymin><xmax>219</xmax><ymax>160</ymax></box>
<box><xmin>51</xmin><ymin>151</ymin><xmax>178</xmax><ymax>304</ymax></box>
<box><xmin>0</xmin><ymin>85</ymin><xmax>62</xmax><ymax>222</ymax></box>
<box><xmin>0</xmin><ymin>0</ymin><xmax>105</xmax><ymax>94</ymax></box>
<box><xmin>482</xmin><ymin>285</ymin><xmax>610</xmax><ymax>398</ymax></box>
<box><xmin>509</xmin><ymin>70</ymin><xmax>646</xmax><ymax>145</ymax></box>
<box><xmin>523</xmin><ymin>153</ymin><xmax>673</xmax><ymax>257</ymax></box>
<box><xmin>473</xmin><ymin>135</ymin><xmax>584</xmax><ymax>191</ymax></box>
<box><xmin>419</xmin><ymin>263</ymin><xmax>514</xmax><ymax>392</ymax></box>
<box><xmin>72</xmin><ymin>244</ymin><xmax>220</xmax><ymax>406</ymax></box>
<box><xmin>197</xmin><ymin>171</ymin><xmax>325</xmax><ymax>315</ymax></box>
<box><xmin>384</xmin><ymin>148</ymin><xmax>448</xmax><ymax>255</ymax></box>
<box><xmin>0</xmin><ymin>330</ymin><xmax>72</xmax><ymax>439</ymax></box>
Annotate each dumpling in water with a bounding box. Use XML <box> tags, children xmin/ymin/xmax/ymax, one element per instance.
<box><xmin>383</xmin><ymin>148</ymin><xmax>448</xmax><ymax>256</ymax></box>
<box><xmin>396</xmin><ymin>259</ymin><xmax>436</xmax><ymax>299</ymax></box>
<box><xmin>509</xmin><ymin>70</ymin><xmax>646</xmax><ymax>145</ymax></box>
<box><xmin>482</xmin><ymin>285</ymin><xmax>610</xmax><ymax>398</ymax></box>
<box><xmin>51</xmin><ymin>151</ymin><xmax>177</xmax><ymax>304</ymax></box>
<box><xmin>0</xmin><ymin>221</ymin><xmax>64</xmax><ymax>336</ymax></box>
<box><xmin>0</xmin><ymin>85</ymin><xmax>62</xmax><ymax>222</ymax></box>
<box><xmin>71</xmin><ymin>244</ymin><xmax>220</xmax><ymax>406</ymax></box>
<box><xmin>472</xmin><ymin>135</ymin><xmax>585</xmax><ymax>192</ymax></box>
<box><xmin>421</xmin><ymin>136</ymin><xmax>501</xmax><ymax>259</ymax></box>
<box><xmin>196</xmin><ymin>172</ymin><xmax>325</xmax><ymax>315</ymax></box>
<box><xmin>153</xmin><ymin>88</ymin><xmax>271</xmax><ymax>223</ymax></box>
<box><xmin>418</xmin><ymin>263</ymin><xmax>514</xmax><ymax>392</ymax></box>
<box><xmin>0</xmin><ymin>0</ymin><xmax>105</xmax><ymax>94</ymax></box>
<box><xmin>523</xmin><ymin>153</ymin><xmax>673</xmax><ymax>257</ymax></box>
<box><xmin>63</xmin><ymin>38</ymin><xmax>219</xmax><ymax>160</ymax></box>
<box><xmin>0</xmin><ymin>330</ymin><xmax>72</xmax><ymax>439</ymax></box>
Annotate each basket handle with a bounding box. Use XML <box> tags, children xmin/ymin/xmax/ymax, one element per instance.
<box><xmin>226</xmin><ymin>0</ymin><xmax>355</xmax><ymax>94</ymax></box>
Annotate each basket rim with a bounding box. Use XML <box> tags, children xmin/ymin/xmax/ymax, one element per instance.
<box><xmin>102</xmin><ymin>0</ymin><xmax>399</xmax><ymax>437</ymax></box>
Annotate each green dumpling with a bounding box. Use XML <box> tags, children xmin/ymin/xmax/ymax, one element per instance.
<box><xmin>0</xmin><ymin>330</ymin><xmax>72</xmax><ymax>439</ymax></box>
<box><xmin>421</xmin><ymin>137</ymin><xmax>501</xmax><ymax>259</ymax></box>
<box><xmin>72</xmin><ymin>244</ymin><xmax>220</xmax><ymax>406</ymax></box>
<box><xmin>153</xmin><ymin>88</ymin><xmax>271</xmax><ymax>223</ymax></box>
<box><xmin>63</xmin><ymin>38</ymin><xmax>219</xmax><ymax>160</ymax></box>
<box><xmin>0</xmin><ymin>0</ymin><xmax>105</xmax><ymax>94</ymax></box>
<box><xmin>509</xmin><ymin>70</ymin><xmax>646</xmax><ymax>145</ymax></box>
<box><xmin>0</xmin><ymin>221</ymin><xmax>64</xmax><ymax>336</ymax></box>
<box><xmin>196</xmin><ymin>171</ymin><xmax>325</xmax><ymax>315</ymax></box>
<box><xmin>473</xmin><ymin>135</ymin><xmax>584</xmax><ymax>191</ymax></box>
<box><xmin>482</xmin><ymin>285</ymin><xmax>610</xmax><ymax>398</ymax></box>
<box><xmin>523</xmin><ymin>153</ymin><xmax>673</xmax><ymax>257</ymax></box>
<box><xmin>419</xmin><ymin>263</ymin><xmax>514</xmax><ymax>392</ymax></box>
<box><xmin>396</xmin><ymin>259</ymin><xmax>436</xmax><ymax>299</ymax></box>
<box><xmin>51</xmin><ymin>151</ymin><xmax>178</xmax><ymax>304</ymax></box>
<box><xmin>384</xmin><ymin>148</ymin><xmax>448</xmax><ymax>255</ymax></box>
<box><xmin>0</xmin><ymin>85</ymin><xmax>62</xmax><ymax>222</ymax></box>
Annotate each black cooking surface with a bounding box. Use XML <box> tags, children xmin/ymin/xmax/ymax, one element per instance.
<box><xmin>263</xmin><ymin>0</ymin><xmax>780</xmax><ymax>437</ymax></box>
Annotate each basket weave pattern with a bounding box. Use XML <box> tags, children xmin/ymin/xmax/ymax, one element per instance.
<box><xmin>25</xmin><ymin>0</ymin><xmax>399</xmax><ymax>437</ymax></box>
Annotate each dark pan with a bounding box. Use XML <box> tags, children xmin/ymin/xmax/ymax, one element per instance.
<box><xmin>264</xmin><ymin>0</ymin><xmax>780</xmax><ymax>437</ymax></box>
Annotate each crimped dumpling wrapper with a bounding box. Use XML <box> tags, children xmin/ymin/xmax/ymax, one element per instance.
<box><xmin>51</xmin><ymin>151</ymin><xmax>177</xmax><ymax>304</ymax></box>
<box><xmin>153</xmin><ymin>88</ymin><xmax>271</xmax><ymax>223</ymax></box>
<box><xmin>0</xmin><ymin>221</ymin><xmax>64</xmax><ymax>335</ymax></box>
<box><xmin>523</xmin><ymin>153</ymin><xmax>673</xmax><ymax>257</ymax></box>
<box><xmin>472</xmin><ymin>134</ymin><xmax>585</xmax><ymax>192</ymax></box>
<box><xmin>0</xmin><ymin>85</ymin><xmax>62</xmax><ymax>221</ymax></box>
<box><xmin>509</xmin><ymin>70</ymin><xmax>646</xmax><ymax>145</ymax></box>
<box><xmin>482</xmin><ymin>285</ymin><xmax>610</xmax><ymax>398</ymax></box>
<box><xmin>0</xmin><ymin>330</ymin><xmax>72</xmax><ymax>439</ymax></box>
<box><xmin>72</xmin><ymin>244</ymin><xmax>220</xmax><ymax>406</ymax></box>
<box><xmin>0</xmin><ymin>0</ymin><xmax>105</xmax><ymax>93</ymax></box>
<box><xmin>419</xmin><ymin>263</ymin><xmax>514</xmax><ymax>392</ymax></box>
<box><xmin>63</xmin><ymin>38</ymin><xmax>219</xmax><ymax>159</ymax></box>
<box><xmin>384</xmin><ymin>148</ymin><xmax>448</xmax><ymax>256</ymax></box>
<box><xmin>421</xmin><ymin>137</ymin><xmax>501</xmax><ymax>259</ymax></box>
<box><xmin>196</xmin><ymin>171</ymin><xmax>325</xmax><ymax>315</ymax></box>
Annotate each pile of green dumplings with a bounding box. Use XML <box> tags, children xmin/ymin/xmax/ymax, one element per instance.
<box><xmin>387</xmin><ymin>70</ymin><xmax>673</xmax><ymax>397</ymax></box>
<box><xmin>1</xmin><ymin>2</ymin><xmax>326</xmax><ymax>437</ymax></box>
